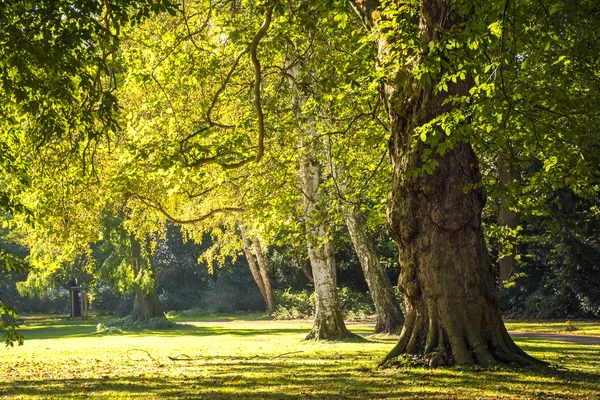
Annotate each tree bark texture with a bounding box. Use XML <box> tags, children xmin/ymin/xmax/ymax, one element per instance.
<box><xmin>252</xmin><ymin>237</ymin><xmax>276</xmax><ymax>314</ymax></box>
<box><xmin>300</xmin><ymin>154</ymin><xmax>350</xmax><ymax>340</ymax></box>
<box><xmin>353</xmin><ymin>0</ymin><xmax>543</xmax><ymax>366</ymax></box>
<box><xmin>344</xmin><ymin>206</ymin><xmax>404</xmax><ymax>334</ymax></box>
<box><xmin>288</xmin><ymin>61</ymin><xmax>351</xmax><ymax>340</ymax></box>
<box><xmin>130</xmin><ymin>235</ymin><xmax>165</xmax><ymax>321</ymax></box>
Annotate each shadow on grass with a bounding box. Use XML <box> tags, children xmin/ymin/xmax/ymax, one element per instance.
<box><xmin>3</xmin><ymin>355</ymin><xmax>600</xmax><ymax>399</ymax></box>
<box><xmin>20</xmin><ymin>320</ymin><xmax>377</xmax><ymax>343</ymax></box>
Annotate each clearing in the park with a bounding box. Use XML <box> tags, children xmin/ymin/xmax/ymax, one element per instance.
<box><xmin>1</xmin><ymin>316</ymin><xmax>599</xmax><ymax>399</ymax></box>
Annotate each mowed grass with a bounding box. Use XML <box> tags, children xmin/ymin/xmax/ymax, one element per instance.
<box><xmin>1</xmin><ymin>316</ymin><xmax>599</xmax><ymax>399</ymax></box>
<box><xmin>505</xmin><ymin>320</ymin><xmax>600</xmax><ymax>336</ymax></box>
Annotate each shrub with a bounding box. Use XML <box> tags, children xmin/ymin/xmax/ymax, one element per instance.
<box><xmin>96</xmin><ymin>316</ymin><xmax>176</xmax><ymax>332</ymax></box>
<box><xmin>272</xmin><ymin>288</ymin><xmax>314</xmax><ymax>320</ymax></box>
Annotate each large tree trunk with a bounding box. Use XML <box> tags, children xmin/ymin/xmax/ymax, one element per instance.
<box><xmin>352</xmin><ymin>0</ymin><xmax>543</xmax><ymax>366</ymax></box>
<box><xmin>344</xmin><ymin>206</ymin><xmax>404</xmax><ymax>334</ymax></box>
<box><xmin>130</xmin><ymin>235</ymin><xmax>165</xmax><ymax>321</ymax></box>
<box><xmin>252</xmin><ymin>237</ymin><xmax>276</xmax><ymax>314</ymax></box>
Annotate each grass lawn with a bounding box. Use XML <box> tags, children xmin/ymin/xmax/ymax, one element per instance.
<box><xmin>1</xmin><ymin>316</ymin><xmax>599</xmax><ymax>399</ymax></box>
<box><xmin>504</xmin><ymin>320</ymin><xmax>600</xmax><ymax>336</ymax></box>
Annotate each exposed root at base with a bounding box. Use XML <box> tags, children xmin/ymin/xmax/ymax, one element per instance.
<box><xmin>303</xmin><ymin>329</ymin><xmax>365</xmax><ymax>342</ymax></box>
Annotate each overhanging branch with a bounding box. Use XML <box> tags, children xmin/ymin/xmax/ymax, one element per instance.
<box><xmin>132</xmin><ymin>193</ymin><xmax>243</xmax><ymax>225</ymax></box>
<box><xmin>250</xmin><ymin>4</ymin><xmax>275</xmax><ymax>162</ymax></box>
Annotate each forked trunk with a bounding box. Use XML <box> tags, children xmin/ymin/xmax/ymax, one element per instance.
<box><xmin>351</xmin><ymin>0</ymin><xmax>544</xmax><ymax>366</ymax></box>
<box><xmin>239</xmin><ymin>226</ymin><xmax>269</xmax><ymax>308</ymax></box>
<box><xmin>130</xmin><ymin>235</ymin><xmax>165</xmax><ymax>321</ymax></box>
<box><xmin>344</xmin><ymin>206</ymin><xmax>404</xmax><ymax>334</ymax></box>
<box><xmin>252</xmin><ymin>237</ymin><xmax>276</xmax><ymax>314</ymax></box>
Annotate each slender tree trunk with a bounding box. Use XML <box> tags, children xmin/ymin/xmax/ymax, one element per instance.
<box><xmin>252</xmin><ymin>237</ymin><xmax>276</xmax><ymax>314</ymax></box>
<box><xmin>300</xmin><ymin>154</ymin><xmax>350</xmax><ymax>340</ymax></box>
<box><xmin>352</xmin><ymin>0</ymin><xmax>543</xmax><ymax>366</ymax></box>
<box><xmin>498</xmin><ymin>161</ymin><xmax>521</xmax><ymax>282</ymax></box>
<box><xmin>332</xmin><ymin>159</ymin><xmax>404</xmax><ymax>334</ymax></box>
<box><xmin>130</xmin><ymin>235</ymin><xmax>165</xmax><ymax>321</ymax></box>
<box><xmin>299</xmin><ymin>258</ymin><xmax>314</xmax><ymax>283</ymax></box>
<box><xmin>344</xmin><ymin>206</ymin><xmax>404</xmax><ymax>334</ymax></box>
<box><xmin>287</xmin><ymin>61</ymin><xmax>351</xmax><ymax>340</ymax></box>
<box><xmin>239</xmin><ymin>226</ymin><xmax>269</xmax><ymax>306</ymax></box>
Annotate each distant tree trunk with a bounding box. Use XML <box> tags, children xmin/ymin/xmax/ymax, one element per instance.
<box><xmin>252</xmin><ymin>237</ymin><xmax>276</xmax><ymax>314</ymax></box>
<box><xmin>344</xmin><ymin>206</ymin><xmax>404</xmax><ymax>334</ymax></box>
<box><xmin>498</xmin><ymin>160</ymin><xmax>521</xmax><ymax>282</ymax></box>
<box><xmin>332</xmin><ymin>159</ymin><xmax>404</xmax><ymax>334</ymax></box>
<box><xmin>299</xmin><ymin>258</ymin><xmax>314</xmax><ymax>283</ymax></box>
<box><xmin>352</xmin><ymin>0</ymin><xmax>543</xmax><ymax>366</ymax></box>
<box><xmin>130</xmin><ymin>235</ymin><xmax>165</xmax><ymax>321</ymax></box>
<box><xmin>239</xmin><ymin>226</ymin><xmax>269</xmax><ymax>308</ymax></box>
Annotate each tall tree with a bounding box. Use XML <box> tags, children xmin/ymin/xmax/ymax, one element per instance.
<box><xmin>351</xmin><ymin>1</ymin><xmax>543</xmax><ymax>366</ymax></box>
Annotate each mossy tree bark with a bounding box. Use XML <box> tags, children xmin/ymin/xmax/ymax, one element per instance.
<box><xmin>344</xmin><ymin>206</ymin><xmax>404</xmax><ymax>334</ymax></box>
<box><xmin>130</xmin><ymin>235</ymin><xmax>165</xmax><ymax>321</ymax></box>
<box><xmin>333</xmin><ymin>161</ymin><xmax>404</xmax><ymax>334</ymax></box>
<box><xmin>352</xmin><ymin>0</ymin><xmax>544</xmax><ymax>366</ymax></box>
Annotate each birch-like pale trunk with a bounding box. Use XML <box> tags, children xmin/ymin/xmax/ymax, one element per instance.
<box><xmin>299</xmin><ymin>153</ymin><xmax>349</xmax><ymax>340</ymax></box>
<box><xmin>289</xmin><ymin>63</ymin><xmax>351</xmax><ymax>340</ymax></box>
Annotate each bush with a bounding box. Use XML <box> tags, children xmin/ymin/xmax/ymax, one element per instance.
<box><xmin>272</xmin><ymin>289</ymin><xmax>314</xmax><ymax>320</ymax></box>
<box><xmin>96</xmin><ymin>316</ymin><xmax>176</xmax><ymax>332</ymax></box>
<box><xmin>338</xmin><ymin>287</ymin><xmax>375</xmax><ymax>320</ymax></box>
<box><xmin>159</xmin><ymin>287</ymin><xmax>203</xmax><ymax>312</ymax></box>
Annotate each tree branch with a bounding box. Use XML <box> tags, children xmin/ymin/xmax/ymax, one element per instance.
<box><xmin>206</xmin><ymin>48</ymin><xmax>249</xmax><ymax>129</ymax></box>
<box><xmin>250</xmin><ymin>4</ymin><xmax>275</xmax><ymax>162</ymax></box>
<box><xmin>132</xmin><ymin>194</ymin><xmax>243</xmax><ymax>225</ymax></box>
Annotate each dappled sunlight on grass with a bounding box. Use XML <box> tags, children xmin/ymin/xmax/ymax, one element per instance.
<box><xmin>1</xmin><ymin>318</ymin><xmax>599</xmax><ymax>399</ymax></box>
